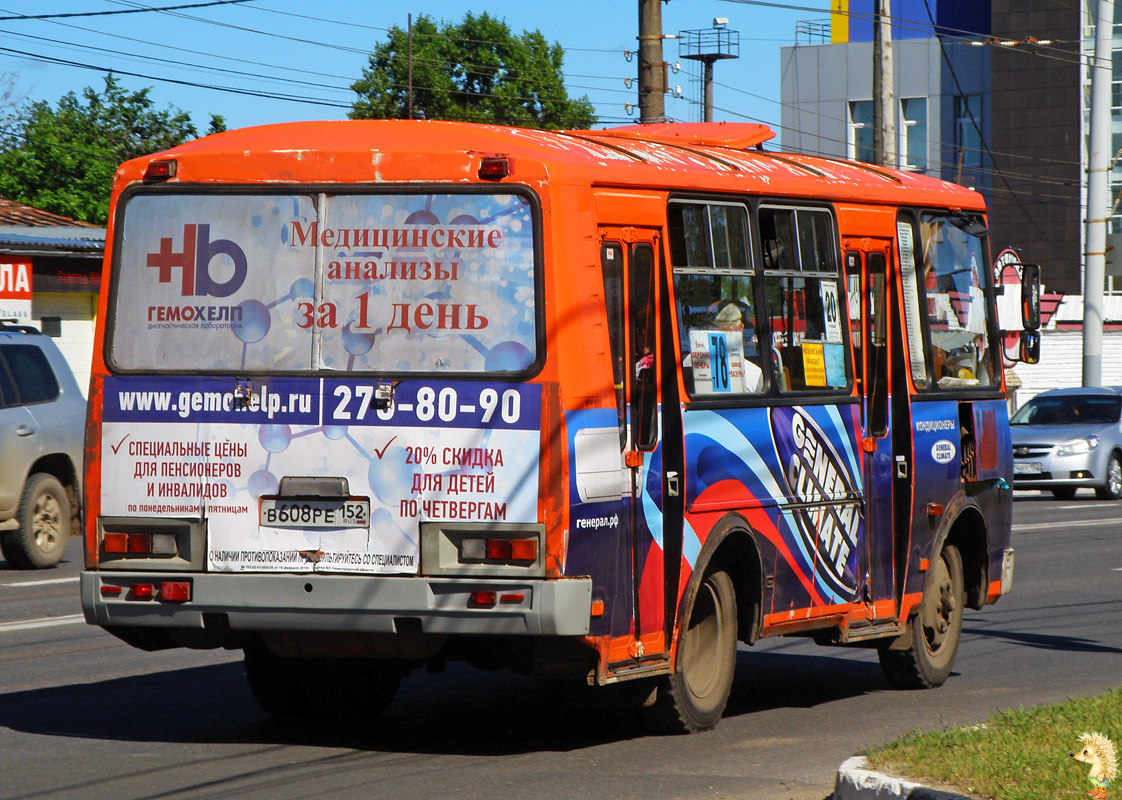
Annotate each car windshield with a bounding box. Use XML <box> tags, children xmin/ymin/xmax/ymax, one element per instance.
<box><xmin>1011</xmin><ymin>395</ymin><xmax>1122</xmax><ymax>425</ymax></box>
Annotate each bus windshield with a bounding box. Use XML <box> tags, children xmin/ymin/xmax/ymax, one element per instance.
<box><xmin>110</xmin><ymin>191</ymin><xmax>538</xmax><ymax>375</ymax></box>
<box><xmin>917</xmin><ymin>212</ymin><xmax>997</xmax><ymax>388</ymax></box>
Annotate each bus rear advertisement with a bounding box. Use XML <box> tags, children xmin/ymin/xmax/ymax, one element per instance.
<box><xmin>81</xmin><ymin>120</ymin><xmax>1037</xmax><ymax>732</ymax></box>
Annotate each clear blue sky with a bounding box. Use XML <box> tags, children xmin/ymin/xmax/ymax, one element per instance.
<box><xmin>0</xmin><ymin>0</ymin><xmax>832</xmax><ymax>139</ymax></box>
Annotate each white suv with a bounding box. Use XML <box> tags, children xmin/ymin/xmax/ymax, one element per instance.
<box><xmin>0</xmin><ymin>321</ymin><xmax>85</xmax><ymax>568</ymax></box>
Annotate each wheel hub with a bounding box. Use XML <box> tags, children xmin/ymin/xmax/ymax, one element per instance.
<box><xmin>32</xmin><ymin>494</ymin><xmax>62</xmax><ymax>551</ymax></box>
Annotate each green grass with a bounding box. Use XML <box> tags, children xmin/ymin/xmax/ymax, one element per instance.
<box><xmin>865</xmin><ymin>687</ymin><xmax>1122</xmax><ymax>800</ymax></box>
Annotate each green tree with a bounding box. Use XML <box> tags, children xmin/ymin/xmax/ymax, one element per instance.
<box><xmin>350</xmin><ymin>12</ymin><xmax>595</xmax><ymax>129</ymax></box>
<box><xmin>0</xmin><ymin>74</ymin><xmax>200</xmax><ymax>224</ymax></box>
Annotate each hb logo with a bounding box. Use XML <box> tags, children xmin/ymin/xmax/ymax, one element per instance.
<box><xmin>146</xmin><ymin>224</ymin><xmax>248</xmax><ymax>297</ymax></box>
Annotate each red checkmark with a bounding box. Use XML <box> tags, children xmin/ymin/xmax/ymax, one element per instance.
<box><xmin>111</xmin><ymin>434</ymin><xmax>130</xmax><ymax>454</ymax></box>
<box><xmin>372</xmin><ymin>435</ymin><xmax>397</xmax><ymax>460</ymax></box>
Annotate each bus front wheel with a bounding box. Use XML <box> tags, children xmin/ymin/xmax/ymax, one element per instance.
<box><xmin>650</xmin><ymin>568</ymin><xmax>737</xmax><ymax>733</ymax></box>
<box><xmin>878</xmin><ymin>544</ymin><xmax>964</xmax><ymax>689</ymax></box>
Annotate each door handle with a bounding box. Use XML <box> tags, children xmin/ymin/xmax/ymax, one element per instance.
<box><xmin>16</xmin><ymin>424</ymin><xmax>35</xmax><ymax>437</ymax></box>
<box><xmin>666</xmin><ymin>471</ymin><xmax>680</xmax><ymax>497</ymax></box>
<box><xmin>895</xmin><ymin>455</ymin><xmax>908</xmax><ymax>479</ymax></box>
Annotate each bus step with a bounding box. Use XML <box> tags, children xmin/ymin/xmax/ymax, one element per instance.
<box><xmin>604</xmin><ymin>658</ymin><xmax>672</xmax><ymax>683</ymax></box>
<box><xmin>840</xmin><ymin>621</ymin><xmax>901</xmax><ymax>643</ymax></box>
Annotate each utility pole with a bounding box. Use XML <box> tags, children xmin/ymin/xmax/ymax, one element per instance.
<box><xmin>871</xmin><ymin>0</ymin><xmax>896</xmax><ymax>167</ymax></box>
<box><xmin>407</xmin><ymin>13</ymin><xmax>413</xmax><ymax>120</ymax></box>
<box><xmin>638</xmin><ymin>0</ymin><xmax>665</xmax><ymax>123</ymax></box>
<box><xmin>1083</xmin><ymin>0</ymin><xmax>1114</xmax><ymax>387</ymax></box>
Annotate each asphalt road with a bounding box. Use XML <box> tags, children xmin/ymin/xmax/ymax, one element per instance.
<box><xmin>1</xmin><ymin>490</ymin><xmax>1119</xmax><ymax>800</ymax></box>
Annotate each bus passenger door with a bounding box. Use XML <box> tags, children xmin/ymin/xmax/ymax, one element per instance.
<box><xmin>599</xmin><ymin>227</ymin><xmax>677</xmax><ymax>666</ymax></box>
<box><xmin>845</xmin><ymin>243</ymin><xmax>897</xmax><ymax>617</ymax></box>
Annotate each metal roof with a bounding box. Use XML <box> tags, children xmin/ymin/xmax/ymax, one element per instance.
<box><xmin>0</xmin><ymin>227</ymin><xmax>105</xmax><ymax>254</ymax></box>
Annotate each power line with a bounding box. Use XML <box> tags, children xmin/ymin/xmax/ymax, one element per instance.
<box><xmin>0</xmin><ymin>0</ymin><xmax>253</xmax><ymax>21</ymax></box>
<box><xmin>920</xmin><ymin>0</ymin><xmax>1061</xmax><ymax>254</ymax></box>
<box><xmin>0</xmin><ymin>45</ymin><xmax>353</xmax><ymax>109</ymax></box>
<box><xmin>0</xmin><ymin>5</ymin><xmax>360</xmax><ymax>87</ymax></box>
<box><xmin>0</xmin><ymin>28</ymin><xmax>354</xmax><ymax>97</ymax></box>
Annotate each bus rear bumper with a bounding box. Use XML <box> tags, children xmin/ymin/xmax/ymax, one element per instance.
<box><xmin>80</xmin><ymin>571</ymin><xmax>593</xmax><ymax>640</ymax></box>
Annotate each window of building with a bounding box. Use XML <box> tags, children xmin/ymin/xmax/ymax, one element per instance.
<box><xmin>900</xmin><ymin>98</ymin><xmax>928</xmax><ymax>171</ymax></box>
<box><xmin>849</xmin><ymin>101</ymin><xmax>875</xmax><ymax>164</ymax></box>
<box><xmin>955</xmin><ymin>95</ymin><xmax>983</xmax><ymax>170</ymax></box>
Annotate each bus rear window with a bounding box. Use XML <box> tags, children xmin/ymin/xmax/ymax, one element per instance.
<box><xmin>109</xmin><ymin>191</ymin><xmax>538</xmax><ymax>375</ymax></box>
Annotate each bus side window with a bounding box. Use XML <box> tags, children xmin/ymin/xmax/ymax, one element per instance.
<box><xmin>600</xmin><ymin>243</ymin><xmax>627</xmax><ymax>449</ymax></box>
<box><xmin>867</xmin><ymin>251</ymin><xmax>889</xmax><ymax>436</ymax></box>
<box><xmin>669</xmin><ymin>200</ymin><xmax>762</xmax><ymax>397</ymax></box>
<box><xmin>630</xmin><ymin>243</ymin><xmax>658</xmax><ymax>450</ymax></box>
<box><xmin>761</xmin><ymin>207</ymin><xmax>849</xmax><ymax>393</ymax></box>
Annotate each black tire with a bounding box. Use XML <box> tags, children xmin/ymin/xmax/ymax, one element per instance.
<box><xmin>0</xmin><ymin>473</ymin><xmax>70</xmax><ymax>569</ymax></box>
<box><xmin>879</xmin><ymin>544</ymin><xmax>964</xmax><ymax>689</ymax></box>
<box><xmin>244</xmin><ymin>645</ymin><xmax>305</xmax><ymax>717</ymax></box>
<box><xmin>1095</xmin><ymin>453</ymin><xmax>1122</xmax><ymax>500</ymax></box>
<box><xmin>1051</xmin><ymin>487</ymin><xmax>1077</xmax><ymax>500</ymax></box>
<box><xmin>648</xmin><ymin>569</ymin><xmax>737</xmax><ymax>733</ymax></box>
<box><xmin>244</xmin><ymin>645</ymin><xmax>402</xmax><ymax>720</ymax></box>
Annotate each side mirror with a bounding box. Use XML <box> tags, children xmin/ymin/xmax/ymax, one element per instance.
<box><xmin>1019</xmin><ymin>330</ymin><xmax>1041</xmax><ymax>364</ymax></box>
<box><xmin>1021</xmin><ymin>263</ymin><xmax>1041</xmax><ymax>331</ymax></box>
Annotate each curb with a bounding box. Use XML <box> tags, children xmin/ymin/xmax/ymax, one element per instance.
<box><xmin>834</xmin><ymin>756</ymin><xmax>975</xmax><ymax>800</ymax></box>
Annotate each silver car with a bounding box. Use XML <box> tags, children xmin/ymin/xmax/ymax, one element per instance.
<box><xmin>0</xmin><ymin>321</ymin><xmax>86</xmax><ymax>568</ymax></box>
<box><xmin>1010</xmin><ymin>386</ymin><xmax>1122</xmax><ymax>500</ymax></box>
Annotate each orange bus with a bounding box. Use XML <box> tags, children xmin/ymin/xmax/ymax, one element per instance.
<box><xmin>80</xmin><ymin>120</ymin><xmax>1036</xmax><ymax>732</ymax></box>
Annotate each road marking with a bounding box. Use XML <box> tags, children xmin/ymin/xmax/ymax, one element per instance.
<box><xmin>1013</xmin><ymin>518</ymin><xmax>1114</xmax><ymax>532</ymax></box>
<box><xmin>0</xmin><ymin>614</ymin><xmax>85</xmax><ymax>633</ymax></box>
<box><xmin>1</xmin><ymin>576</ymin><xmax>79</xmax><ymax>588</ymax></box>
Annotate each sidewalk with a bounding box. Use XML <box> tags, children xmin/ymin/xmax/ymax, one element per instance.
<box><xmin>834</xmin><ymin>756</ymin><xmax>975</xmax><ymax>800</ymax></box>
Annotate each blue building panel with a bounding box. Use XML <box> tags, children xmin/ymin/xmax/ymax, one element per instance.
<box><xmin>847</xmin><ymin>0</ymin><xmax>990</xmax><ymax>42</ymax></box>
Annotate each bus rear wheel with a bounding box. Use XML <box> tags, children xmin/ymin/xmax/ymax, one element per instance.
<box><xmin>244</xmin><ymin>645</ymin><xmax>402</xmax><ymax>720</ymax></box>
<box><xmin>879</xmin><ymin>544</ymin><xmax>964</xmax><ymax>689</ymax></box>
<box><xmin>650</xmin><ymin>568</ymin><xmax>737</xmax><ymax>733</ymax></box>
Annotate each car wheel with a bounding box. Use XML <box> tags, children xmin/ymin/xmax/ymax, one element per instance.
<box><xmin>879</xmin><ymin>544</ymin><xmax>964</xmax><ymax>689</ymax></box>
<box><xmin>646</xmin><ymin>568</ymin><xmax>738</xmax><ymax>733</ymax></box>
<box><xmin>1051</xmin><ymin>487</ymin><xmax>1077</xmax><ymax>500</ymax></box>
<box><xmin>0</xmin><ymin>473</ymin><xmax>70</xmax><ymax>569</ymax></box>
<box><xmin>1095</xmin><ymin>453</ymin><xmax>1122</xmax><ymax>500</ymax></box>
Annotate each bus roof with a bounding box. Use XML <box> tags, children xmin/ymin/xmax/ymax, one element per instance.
<box><xmin>120</xmin><ymin>119</ymin><xmax>986</xmax><ymax>212</ymax></box>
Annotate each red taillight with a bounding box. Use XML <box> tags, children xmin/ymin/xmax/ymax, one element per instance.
<box><xmin>102</xmin><ymin>532</ymin><xmax>177</xmax><ymax>556</ymax></box>
<box><xmin>509</xmin><ymin>539</ymin><xmax>536</xmax><ymax>562</ymax></box>
<box><xmin>469</xmin><ymin>590</ymin><xmax>497</xmax><ymax>608</ymax></box>
<box><xmin>483</xmin><ymin>538</ymin><xmax>536</xmax><ymax>562</ymax></box>
<box><xmin>145</xmin><ymin>159</ymin><xmax>177</xmax><ymax>180</ymax></box>
<box><xmin>129</xmin><ymin>583</ymin><xmax>155</xmax><ymax>600</ymax></box>
<box><xmin>485</xmin><ymin>539</ymin><xmax>511</xmax><ymax>560</ymax></box>
<box><xmin>478</xmin><ymin>156</ymin><xmax>511</xmax><ymax>180</ymax></box>
<box><xmin>499</xmin><ymin>593</ymin><xmax>524</xmax><ymax>605</ymax></box>
<box><xmin>160</xmin><ymin>581</ymin><xmax>191</xmax><ymax>602</ymax></box>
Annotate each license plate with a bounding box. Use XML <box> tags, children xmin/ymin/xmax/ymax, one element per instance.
<box><xmin>1013</xmin><ymin>462</ymin><xmax>1042</xmax><ymax>475</ymax></box>
<box><xmin>259</xmin><ymin>498</ymin><xmax>370</xmax><ymax>528</ymax></box>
